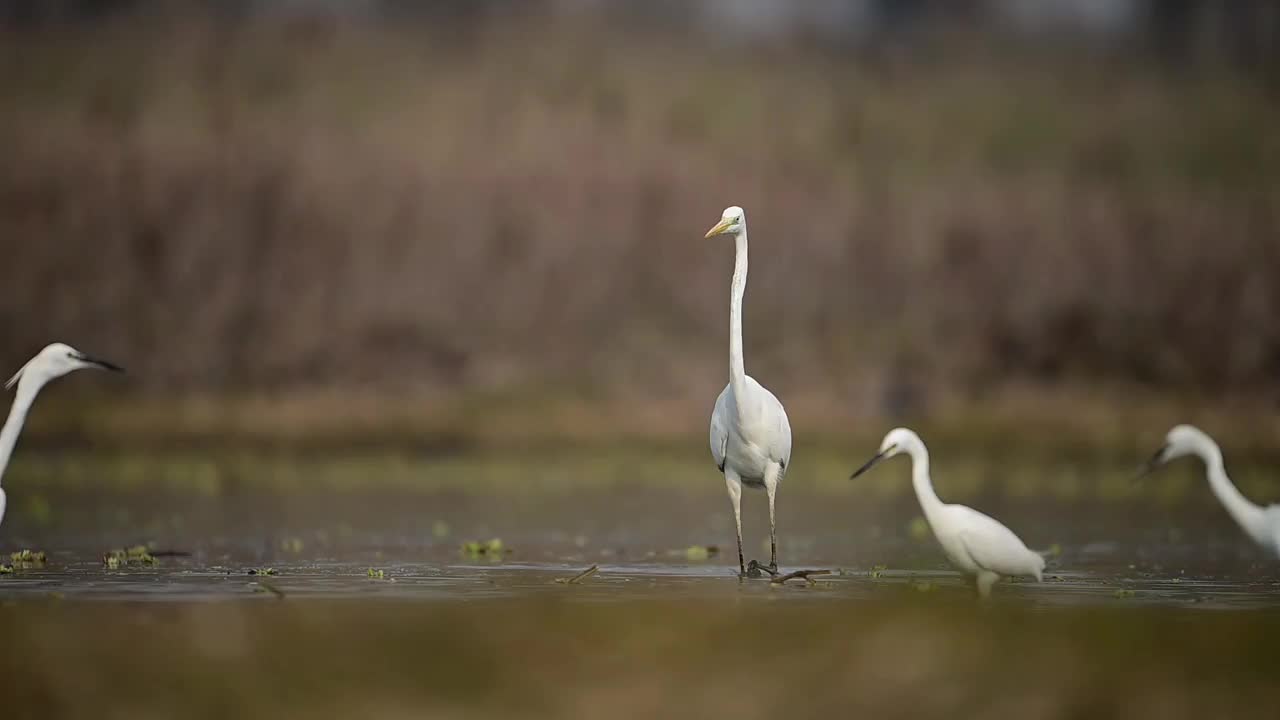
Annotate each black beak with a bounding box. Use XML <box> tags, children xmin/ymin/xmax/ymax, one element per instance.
<box><xmin>80</xmin><ymin>354</ymin><xmax>124</xmax><ymax>373</ymax></box>
<box><xmin>1135</xmin><ymin>444</ymin><xmax>1167</xmax><ymax>481</ymax></box>
<box><xmin>850</xmin><ymin>445</ymin><xmax>895</xmax><ymax>480</ymax></box>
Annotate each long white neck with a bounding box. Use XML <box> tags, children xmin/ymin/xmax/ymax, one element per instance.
<box><xmin>1197</xmin><ymin>441</ymin><xmax>1265</xmax><ymax>540</ymax></box>
<box><xmin>906</xmin><ymin>442</ymin><xmax>945</xmax><ymax>523</ymax></box>
<box><xmin>728</xmin><ymin>229</ymin><xmax>749</xmax><ymax>405</ymax></box>
<box><xmin>0</xmin><ymin>377</ymin><xmax>43</xmax><ymax>488</ymax></box>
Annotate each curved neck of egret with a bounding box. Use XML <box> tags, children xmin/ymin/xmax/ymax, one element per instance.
<box><xmin>906</xmin><ymin>442</ymin><xmax>945</xmax><ymax>522</ymax></box>
<box><xmin>0</xmin><ymin>377</ymin><xmax>42</xmax><ymax>488</ymax></box>
<box><xmin>1198</xmin><ymin>442</ymin><xmax>1264</xmax><ymax>540</ymax></box>
<box><xmin>729</xmin><ymin>229</ymin><xmax>749</xmax><ymax>403</ymax></box>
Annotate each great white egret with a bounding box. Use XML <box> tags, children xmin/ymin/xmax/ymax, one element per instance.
<box><xmin>0</xmin><ymin>343</ymin><xmax>123</xmax><ymax>530</ymax></box>
<box><xmin>705</xmin><ymin>206</ymin><xmax>793</xmax><ymax>578</ymax></box>
<box><xmin>850</xmin><ymin>428</ymin><xmax>1045</xmax><ymax>597</ymax></box>
<box><xmin>1139</xmin><ymin>424</ymin><xmax>1280</xmax><ymax>557</ymax></box>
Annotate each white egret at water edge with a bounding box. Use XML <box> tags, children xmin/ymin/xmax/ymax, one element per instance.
<box><xmin>0</xmin><ymin>343</ymin><xmax>123</xmax><ymax>530</ymax></box>
<box><xmin>1139</xmin><ymin>424</ymin><xmax>1280</xmax><ymax>557</ymax></box>
<box><xmin>705</xmin><ymin>206</ymin><xmax>793</xmax><ymax>577</ymax></box>
<box><xmin>850</xmin><ymin>428</ymin><xmax>1045</xmax><ymax>598</ymax></box>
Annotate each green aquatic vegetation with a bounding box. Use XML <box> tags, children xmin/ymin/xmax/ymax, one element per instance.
<box><xmin>103</xmin><ymin>545</ymin><xmax>157</xmax><ymax>567</ymax></box>
<box><xmin>673</xmin><ymin>545</ymin><xmax>719</xmax><ymax>561</ymax></box>
<box><xmin>461</xmin><ymin>538</ymin><xmax>508</xmax><ymax>559</ymax></box>
<box><xmin>367</xmin><ymin>568</ymin><xmax>386</xmax><ymax>579</ymax></box>
<box><xmin>870</xmin><ymin>564</ymin><xmax>888</xmax><ymax>579</ymax></box>
<box><xmin>554</xmin><ymin>565</ymin><xmax>599</xmax><ymax>585</ymax></box>
<box><xmin>10</xmin><ymin>550</ymin><xmax>47</xmax><ymax>564</ymax></box>
<box><xmin>0</xmin><ymin>564</ymin><xmax>13</xmax><ymax>574</ymax></box>
<box><xmin>247</xmin><ymin>568</ymin><xmax>277</xmax><ymax>576</ymax></box>
<box><xmin>126</xmin><ymin>545</ymin><xmax>152</xmax><ymax>560</ymax></box>
<box><xmin>1113</xmin><ymin>589</ymin><xmax>1137</xmax><ymax>599</ymax></box>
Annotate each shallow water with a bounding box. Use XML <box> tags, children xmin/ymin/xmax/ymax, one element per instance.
<box><xmin>2</xmin><ymin>446</ymin><xmax>1278</xmax><ymax>609</ymax></box>
<box><xmin>2</xmin><ymin>486</ymin><xmax>1277</xmax><ymax>609</ymax></box>
<box><xmin>4</xmin><ymin>558</ymin><xmax>1280</xmax><ymax>609</ymax></box>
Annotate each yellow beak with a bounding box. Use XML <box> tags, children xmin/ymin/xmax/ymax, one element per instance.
<box><xmin>704</xmin><ymin>218</ymin><xmax>733</xmax><ymax>238</ymax></box>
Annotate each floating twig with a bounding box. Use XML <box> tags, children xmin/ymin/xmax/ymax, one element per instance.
<box><xmin>555</xmin><ymin>564</ymin><xmax>599</xmax><ymax>585</ymax></box>
<box><xmin>770</xmin><ymin>569</ymin><xmax>832</xmax><ymax>586</ymax></box>
<box><xmin>255</xmin><ymin>578</ymin><xmax>287</xmax><ymax>599</ymax></box>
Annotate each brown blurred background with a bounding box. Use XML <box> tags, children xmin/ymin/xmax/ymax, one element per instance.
<box><xmin>1</xmin><ymin>0</ymin><xmax>1277</xmax><ymax>448</ymax></box>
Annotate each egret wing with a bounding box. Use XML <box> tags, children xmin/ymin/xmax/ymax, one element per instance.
<box><xmin>709</xmin><ymin>385</ymin><xmax>731</xmax><ymax>473</ymax></box>
<box><xmin>767</xmin><ymin>399</ymin><xmax>793</xmax><ymax>473</ymax></box>
<box><xmin>954</xmin><ymin>507</ymin><xmax>1042</xmax><ymax>578</ymax></box>
<box><xmin>744</xmin><ymin>376</ymin><xmax>792</xmax><ymax>472</ymax></box>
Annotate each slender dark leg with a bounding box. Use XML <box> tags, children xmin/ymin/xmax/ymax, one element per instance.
<box><xmin>764</xmin><ymin>463</ymin><xmax>780</xmax><ymax>573</ymax></box>
<box><xmin>725</xmin><ymin>471</ymin><xmax>745</xmax><ymax>577</ymax></box>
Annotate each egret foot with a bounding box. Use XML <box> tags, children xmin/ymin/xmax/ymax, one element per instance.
<box><xmin>744</xmin><ymin>559</ymin><xmax>778</xmax><ymax>579</ymax></box>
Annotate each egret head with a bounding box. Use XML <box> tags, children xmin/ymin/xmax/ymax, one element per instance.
<box><xmin>1138</xmin><ymin>424</ymin><xmax>1217</xmax><ymax>478</ymax></box>
<box><xmin>5</xmin><ymin>343</ymin><xmax>124</xmax><ymax>392</ymax></box>
<box><xmin>704</xmin><ymin>206</ymin><xmax>746</xmax><ymax>238</ymax></box>
<box><xmin>850</xmin><ymin>427</ymin><xmax>922</xmax><ymax>480</ymax></box>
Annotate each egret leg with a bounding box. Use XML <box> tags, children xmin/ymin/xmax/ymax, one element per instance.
<box><xmin>0</xmin><ymin>488</ymin><xmax>6</xmax><ymax>531</ymax></box>
<box><xmin>724</xmin><ymin>470</ymin><xmax>745</xmax><ymax>577</ymax></box>
<box><xmin>763</xmin><ymin>462</ymin><xmax>781</xmax><ymax>573</ymax></box>
<box><xmin>976</xmin><ymin>571</ymin><xmax>1000</xmax><ymax>599</ymax></box>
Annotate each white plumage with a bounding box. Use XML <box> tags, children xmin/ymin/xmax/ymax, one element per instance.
<box><xmin>850</xmin><ymin>428</ymin><xmax>1045</xmax><ymax>597</ymax></box>
<box><xmin>705</xmin><ymin>206</ymin><xmax>793</xmax><ymax>577</ymax></box>
<box><xmin>1141</xmin><ymin>424</ymin><xmax>1280</xmax><ymax>557</ymax></box>
<box><xmin>0</xmin><ymin>343</ymin><xmax>123</xmax><ymax>532</ymax></box>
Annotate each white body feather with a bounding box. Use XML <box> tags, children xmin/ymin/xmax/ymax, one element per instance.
<box><xmin>0</xmin><ymin>343</ymin><xmax>122</xmax><ymax>532</ymax></box>
<box><xmin>709</xmin><ymin>376</ymin><xmax>792</xmax><ymax>488</ymax></box>
<box><xmin>1155</xmin><ymin>425</ymin><xmax>1280</xmax><ymax>558</ymax></box>
<box><xmin>855</xmin><ymin>428</ymin><xmax>1044</xmax><ymax>597</ymax></box>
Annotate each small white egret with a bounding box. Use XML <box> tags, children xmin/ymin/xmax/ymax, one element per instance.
<box><xmin>0</xmin><ymin>343</ymin><xmax>123</xmax><ymax>530</ymax></box>
<box><xmin>705</xmin><ymin>206</ymin><xmax>793</xmax><ymax>577</ymax></box>
<box><xmin>850</xmin><ymin>428</ymin><xmax>1045</xmax><ymax>597</ymax></box>
<box><xmin>1139</xmin><ymin>424</ymin><xmax>1280</xmax><ymax>557</ymax></box>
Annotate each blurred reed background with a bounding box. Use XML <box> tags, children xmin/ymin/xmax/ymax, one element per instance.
<box><xmin>0</xmin><ymin>0</ymin><xmax>1277</xmax><ymax>450</ymax></box>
